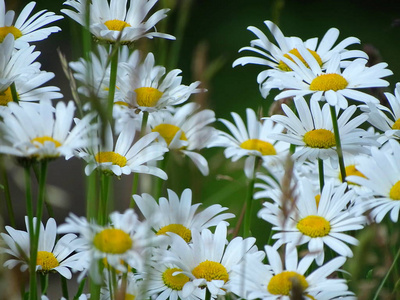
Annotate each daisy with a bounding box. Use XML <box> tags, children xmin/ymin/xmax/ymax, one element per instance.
<box><xmin>264</xmin><ymin>45</ymin><xmax>392</xmax><ymax>109</ymax></box>
<box><xmin>57</xmin><ymin>209</ymin><xmax>166</xmax><ymax>281</ymax></box>
<box><xmin>78</xmin><ymin>119</ymin><xmax>168</xmax><ymax>178</ymax></box>
<box><xmin>258</xmin><ymin>178</ymin><xmax>366</xmax><ymax>265</ymax></box>
<box><xmin>0</xmin><ymin>33</ymin><xmax>41</xmax><ymax>93</ymax></box>
<box><xmin>165</xmin><ymin>222</ymin><xmax>263</xmax><ymax>299</ymax></box>
<box><xmin>0</xmin><ymin>0</ymin><xmax>62</xmax><ymax>48</ymax></box>
<box><xmin>116</xmin><ymin>52</ymin><xmax>202</xmax><ymax>113</ymax></box>
<box><xmin>0</xmin><ymin>217</ymin><xmax>86</xmax><ymax>279</ymax></box>
<box><xmin>100</xmin><ymin>273</ymin><xmax>148</xmax><ymax>300</ymax></box>
<box><xmin>147</xmin><ymin>102</ymin><xmax>216</xmax><ymax>175</ymax></box>
<box><xmin>347</xmin><ymin>139</ymin><xmax>400</xmax><ymax>223</ymax></box>
<box><xmin>208</xmin><ymin>108</ymin><xmax>289</xmax><ymax>178</ymax></box>
<box><xmin>0</xmin><ymin>101</ymin><xmax>96</xmax><ymax>160</ymax></box>
<box><xmin>133</xmin><ymin>188</ymin><xmax>235</xmax><ymax>243</ymax></box>
<box><xmin>230</xmin><ymin>245</ymin><xmax>352</xmax><ymax>300</ymax></box>
<box><xmin>61</xmin><ymin>0</ymin><xmax>174</xmax><ymax>44</ymax></box>
<box><xmin>270</xmin><ymin>97</ymin><xmax>378</xmax><ymax>164</ymax></box>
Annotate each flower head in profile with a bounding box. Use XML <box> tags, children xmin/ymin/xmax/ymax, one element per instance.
<box><xmin>0</xmin><ymin>217</ymin><xmax>86</xmax><ymax>279</ymax></box>
<box><xmin>208</xmin><ymin>108</ymin><xmax>289</xmax><ymax>178</ymax></box>
<box><xmin>0</xmin><ymin>0</ymin><xmax>62</xmax><ymax>48</ymax></box>
<box><xmin>117</xmin><ymin>52</ymin><xmax>202</xmax><ymax>113</ymax></box>
<box><xmin>133</xmin><ymin>188</ymin><xmax>235</xmax><ymax>243</ymax></box>
<box><xmin>147</xmin><ymin>102</ymin><xmax>216</xmax><ymax>175</ymax></box>
<box><xmin>230</xmin><ymin>245</ymin><xmax>353</xmax><ymax>300</ymax></box>
<box><xmin>259</xmin><ymin>179</ymin><xmax>365</xmax><ymax>265</ymax></box>
<box><xmin>0</xmin><ymin>101</ymin><xmax>95</xmax><ymax>160</ymax></box>
<box><xmin>62</xmin><ymin>0</ymin><xmax>174</xmax><ymax>44</ymax></box>
<box><xmin>78</xmin><ymin>119</ymin><xmax>168</xmax><ymax>178</ymax></box>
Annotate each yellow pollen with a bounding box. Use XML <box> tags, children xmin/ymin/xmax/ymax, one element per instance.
<box><xmin>135</xmin><ymin>87</ymin><xmax>163</xmax><ymax>107</ymax></box>
<box><xmin>152</xmin><ymin>124</ymin><xmax>188</xmax><ymax>147</ymax></box>
<box><xmin>0</xmin><ymin>26</ymin><xmax>23</xmax><ymax>42</ymax></box>
<box><xmin>93</xmin><ymin>228</ymin><xmax>133</xmax><ymax>254</ymax></box>
<box><xmin>310</xmin><ymin>73</ymin><xmax>348</xmax><ymax>91</ymax></box>
<box><xmin>104</xmin><ymin>20</ymin><xmax>131</xmax><ymax>31</ymax></box>
<box><xmin>192</xmin><ymin>260</ymin><xmax>229</xmax><ymax>283</ymax></box>
<box><xmin>95</xmin><ymin>151</ymin><xmax>127</xmax><ymax>167</ymax></box>
<box><xmin>392</xmin><ymin>119</ymin><xmax>400</xmax><ymax>130</ymax></box>
<box><xmin>36</xmin><ymin>251</ymin><xmax>59</xmax><ymax>272</ymax></box>
<box><xmin>31</xmin><ymin>136</ymin><xmax>61</xmax><ymax>148</ymax></box>
<box><xmin>267</xmin><ymin>271</ymin><xmax>309</xmax><ymax>296</ymax></box>
<box><xmin>315</xmin><ymin>194</ymin><xmax>321</xmax><ymax>208</ymax></box>
<box><xmin>240</xmin><ymin>139</ymin><xmax>277</xmax><ymax>155</ymax></box>
<box><xmin>0</xmin><ymin>87</ymin><xmax>14</xmax><ymax>106</ymax></box>
<box><xmin>125</xmin><ymin>295</ymin><xmax>135</xmax><ymax>300</ymax></box>
<box><xmin>162</xmin><ymin>267</ymin><xmax>190</xmax><ymax>291</ymax></box>
<box><xmin>278</xmin><ymin>48</ymin><xmax>323</xmax><ymax>72</ymax></box>
<box><xmin>114</xmin><ymin>101</ymin><xmax>129</xmax><ymax>107</ymax></box>
<box><xmin>340</xmin><ymin>164</ymin><xmax>366</xmax><ymax>185</ymax></box>
<box><xmin>297</xmin><ymin>215</ymin><xmax>331</xmax><ymax>237</ymax></box>
<box><xmin>156</xmin><ymin>224</ymin><xmax>192</xmax><ymax>242</ymax></box>
<box><xmin>303</xmin><ymin>129</ymin><xmax>336</xmax><ymax>149</ymax></box>
<box><xmin>389</xmin><ymin>180</ymin><xmax>400</xmax><ymax>200</ymax></box>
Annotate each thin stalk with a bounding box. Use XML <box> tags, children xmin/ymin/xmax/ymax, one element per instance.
<box><xmin>372</xmin><ymin>246</ymin><xmax>400</xmax><ymax>300</ymax></box>
<box><xmin>130</xmin><ymin>173</ymin><xmax>139</xmax><ymax>208</ymax></box>
<box><xmin>61</xmin><ymin>276</ymin><xmax>69</xmax><ymax>299</ymax></box>
<box><xmin>140</xmin><ymin>111</ymin><xmax>149</xmax><ymax>137</ymax></box>
<box><xmin>107</xmin><ymin>45</ymin><xmax>119</xmax><ymax>122</ymax></box>
<box><xmin>40</xmin><ymin>274</ymin><xmax>49</xmax><ymax>295</ymax></box>
<box><xmin>329</xmin><ymin>106</ymin><xmax>346</xmax><ymax>182</ymax></box>
<box><xmin>86</xmin><ymin>170</ymin><xmax>97</xmax><ymax>220</ymax></box>
<box><xmin>154</xmin><ymin>152</ymin><xmax>169</xmax><ymax>201</ymax></box>
<box><xmin>318</xmin><ymin>158</ymin><xmax>324</xmax><ymax>192</ymax></box>
<box><xmin>205</xmin><ymin>289</ymin><xmax>212</xmax><ymax>300</ymax></box>
<box><xmin>73</xmin><ymin>278</ymin><xmax>86</xmax><ymax>300</ymax></box>
<box><xmin>24</xmin><ymin>166</ymin><xmax>36</xmax><ymax>300</ymax></box>
<box><xmin>98</xmin><ymin>173</ymin><xmax>110</xmax><ymax>225</ymax></box>
<box><xmin>10</xmin><ymin>82</ymin><xmax>19</xmax><ymax>104</ymax></box>
<box><xmin>1</xmin><ymin>157</ymin><xmax>15</xmax><ymax>227</ymax></box>
<box><xmin>243</xmin><ymin>157</ymin><xmax>260</xmax><ymax>238</ymax></box>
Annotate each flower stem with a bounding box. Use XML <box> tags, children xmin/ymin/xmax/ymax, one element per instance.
<box><xmin>98</xmin><ymin>173</ymin><xmax>110</xmax><ymax>225</ymax></box>
<box><xmin>154</xmin><ymin>152</ymin><xmax>169</xmax><ymax>201</ymax></box>
<box><xmin>243</xmin><ymin>157</ymin><xmax>260</xmax><ymax>238</ymax></box>
<box><xmin>107</xmin><ymin>45</ymin><xmax>119</xmax><ymax>122</ymax></box>
<box><xmin>318</xmin><ymin>158</ymin><xmax>324</xmax><ymax>192</ymax></box>
<box><xmin>1</xmin><ymin>156</ymin><xmax>15</xmax><ymax>227</ymax></box>
<box><xmin>140</xmin><ymin>111</ymin><xmax>149</xmax><ymax>137</ymax></box>
<box><xmin>61</xmin><ymin>276</ymin><xmax>69</xmax><ymax>299</ymax></box>
<box><xmin>329</xmin><ymin>106</ymin><xmax>346</xmax><ymax>182</ymax></box>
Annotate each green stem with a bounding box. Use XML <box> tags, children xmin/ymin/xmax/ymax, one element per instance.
<box><xmin>130</xmin><ymin>173</ymin><xmax>139</xmax><ymax>208</ymax></box>
<box><xmin>154</xmin><ymin>152</ymin><xmax>169</xmax><ymax>201</ymax></box>
<box><xmin>205</xmin><ymin>288</ymin><xmax>212</xmax><ymax>300</ymax></box>
<box><xmin>372</xmin><ymin>246</ymin><xmax>400</xmax><ymax>300</ymax></box>
<box><xmin>329</xmin><ymin>106</ymin><xmax>346</xmax><ymax>182</ymax></box>
<box><xmin>107</xmin><ymin>45</ymin><xmax>119</xmax><ymax>122</ymax></box>
<box><xmin>40</xmin><ymin>274</ymin><xmax>49</xmax><ymax>295</ymax></box>
<box><xmin>318</xmin><ymin>158</ymin><xmax>324</xmax><ymax>192</ymax></box>
<box><xmin>86</xmin><ymin>170</ymin><xmax>97</xmax><ymax>220</ymax></box>
<box><xmin>98</xmin><ymin>173</ymin><xmax>110</xmax><ymax>225</ymax></box>
<box><xmin>243</xmin><ymin>157</ymin><xmax>259</xmax><ymax>238</ymax></box>
<box><xmin>61</xmin><ymin>276</ymin><xmax>69</xmax><ymax>299</ymax></box>
<box><xmin>24</xmin><ymin>166</ymin><xmax>36</xmax><ymax>300</ymax></box>
<box><xmin>10</xmin><ymin>82</ymin><xmax>19</xmax><ymax>104</ymax></box>
<box><xmin>1</xmin><ymin>156</ymin><xmax>15</xmax><ymax>227</ymax></box>
<box><xmin>140</xmin><ymin>111</ymin><xmax>149</xmax><ymax>137</ymax></box>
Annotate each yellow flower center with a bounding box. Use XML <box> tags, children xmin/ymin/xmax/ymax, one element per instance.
<box><xmin>95</xmin><ymin>151</ymin><xmax>127</xmax><ymax>167</ymax></box>
<box><xmin>114</xmin><ymin>101</ymin><xmax>129</xmax><ymax>107</ymax></box>
<box><xmin>93</xmin><ymin>228</ymin><xmax>133</xmax><ymax>254</ymax></box>
<box><xmin>278</xmin><ymin>48</ymin><xmax>323</xmax><ymax>72</ymax></box>
<box><xmin>389</xmin><ymin>180</ymin><xmax>400</xmax><ymax>200</ymax></box>
<box><xmin>0</xmin><ymin>26</ymin><xmax>23</xmax><ymax>42</ymax></box>
<box><xmin>297</xmin><ymin>215</ymin><xmax>331</xmax><ymax>237</ymax></box>
<box><xmin>156</xmin><ymin>224</ymin><xmax>192</xmax><ymax>242</ymax></box>
<box><xmin>315</xmin><ymin>194</ymin><xmax>321</xmax><ymax>208</ymax></box>
<box><xmin>36</xmin><ymin>251</ymin><xmax>59</xmax><ymax>272</ymax></box>
<box><xmin>152</xmin><ymin>124</ymin><xmax>188</xmax><ymax>147</ymax></box>
<box><xmin>31</xmin><ymin>136</ymin><xmax>61</xmax><ymax>148</ymax></box>
<box><xmin>267</xmin><ymin>271</ymin><xmax>309</xmax><ymax>296</ymax></box>
<box><xmin>0</xmin><ymin>87</ymin><xmax>14</xmax><ymax>106</ymax></box>
<box><xmin>240</xmin><ymin>139</ymin><xmax>277</xmax><ymax>155</ymax></box>
<box><xmin>310</xmin><ymin>73</ymin><xmax>348</xmax><ymax>91</ymax></box>
<box><xmin>162</xmin><ymin>267</ymin><xmax>190</xmax><ymax>291</ymax></box>
<box><xmin>339</xmin><ymin>164</ymin><xmax>366</xmax><ymax>185</ymax></box>
<box><xmin>392</xmin><ymin>118</ymin><xmax>400</xmax><ymax>130</ymax></box>
<box><xmin>303</xmin><ymin>129</ymin><xmax>336</xmax><ymax>149</ymax></box>
<box><xmin>125</xmin><ymin>295</ymin><xmax>135</xmax><ymax>300</ymax></box>
<box><xmin>104</xmin><ymin>20</ymin><xmax>131</xmax><ymax>31</ymax></box>
<box><xmin>134</xmin><ymin>87</ymin><xmax>163</xmax><ymax>107</ymax></box>
<box><xmin>192</xmin><ymin>260</ymin><xmax>229</xmax><ymax>283</ymax></box>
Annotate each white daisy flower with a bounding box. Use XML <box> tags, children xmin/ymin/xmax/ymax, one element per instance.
<box><xmin>0</xmin><ymin>33</ymin><xmax>41</xmax><ymax>92</ymax></box>
<box><xmin>165</xmin><ymin>222</ymin><xmax>263</xmax><ymax>299</ymax></box>
<box><xmin>0</xmin><ymin>0</ymin><xmax>62</xmax><ymax>48</ymax></box>
<box><xmin>259</xmin><ymin>179</ymin><xmax>365</xmax><ymax>265</ymax></box>
<box><xmin>61</xmin><ymin>0</ymin><xmax>174</xmax><ymax>44</ymax></box>
<box><xmin>270</xmin><ymin>97</ymin><xmax>378</xmax><ymax>164</ymax></box>
<box><xmin>230</xmin><ymin>245</ymin><xmax>352</xmax><ymax>300</ymax></box>
<box><xmin>78</xmin><ymin>119</ymin><xmax>168</xmax><ymax>178</ymax></box>
<box><xmin>233</xmin><ymin>20</ymin><xmax>367</xmax><ymax>97</ymax></box>
<box><xmin>101</xmin><ymin>273</ymin><xmax>148</xmax><ymax>300</ymax></box>
<box><xmin>147</xmin><ymin>102</ymin><xmax>216</xmax><ymax>175</ymax></box>
<box><xmin>116</xmin><ymin>52</ymin><xmax>202</xmax><ymax>113</ymax></box>
<box><xmin>264</xmin><ymin>45</ymin><xmax>392</xmax><ymax>109</ymax></box>
<box><xmin>347</xmin><ymin>139</ymin><xmax>400</xmax><ymax>223</ymax></box>
<box><xmin>208</xmin><ymin>108</ymin><xmax>290</xmax><ymax>178</ymax></box>
<box><xmin>0</xmin><ymin>217</ymin><xmax>86</xmax><ymax>279</ymax></box>
<box><xmin>57</xmin><ymin>209</ymin><xmax>166</xmax><ymax>281</ymax></box>
<box><xmin>133</xmin><ymin>188</ymin><xmax>235</xmax><ymax>243</ymax></box>
<box><xmin>0</xmin><ymin>101</ymin><xmax>96</xmax><ymax>160</ymax></box>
